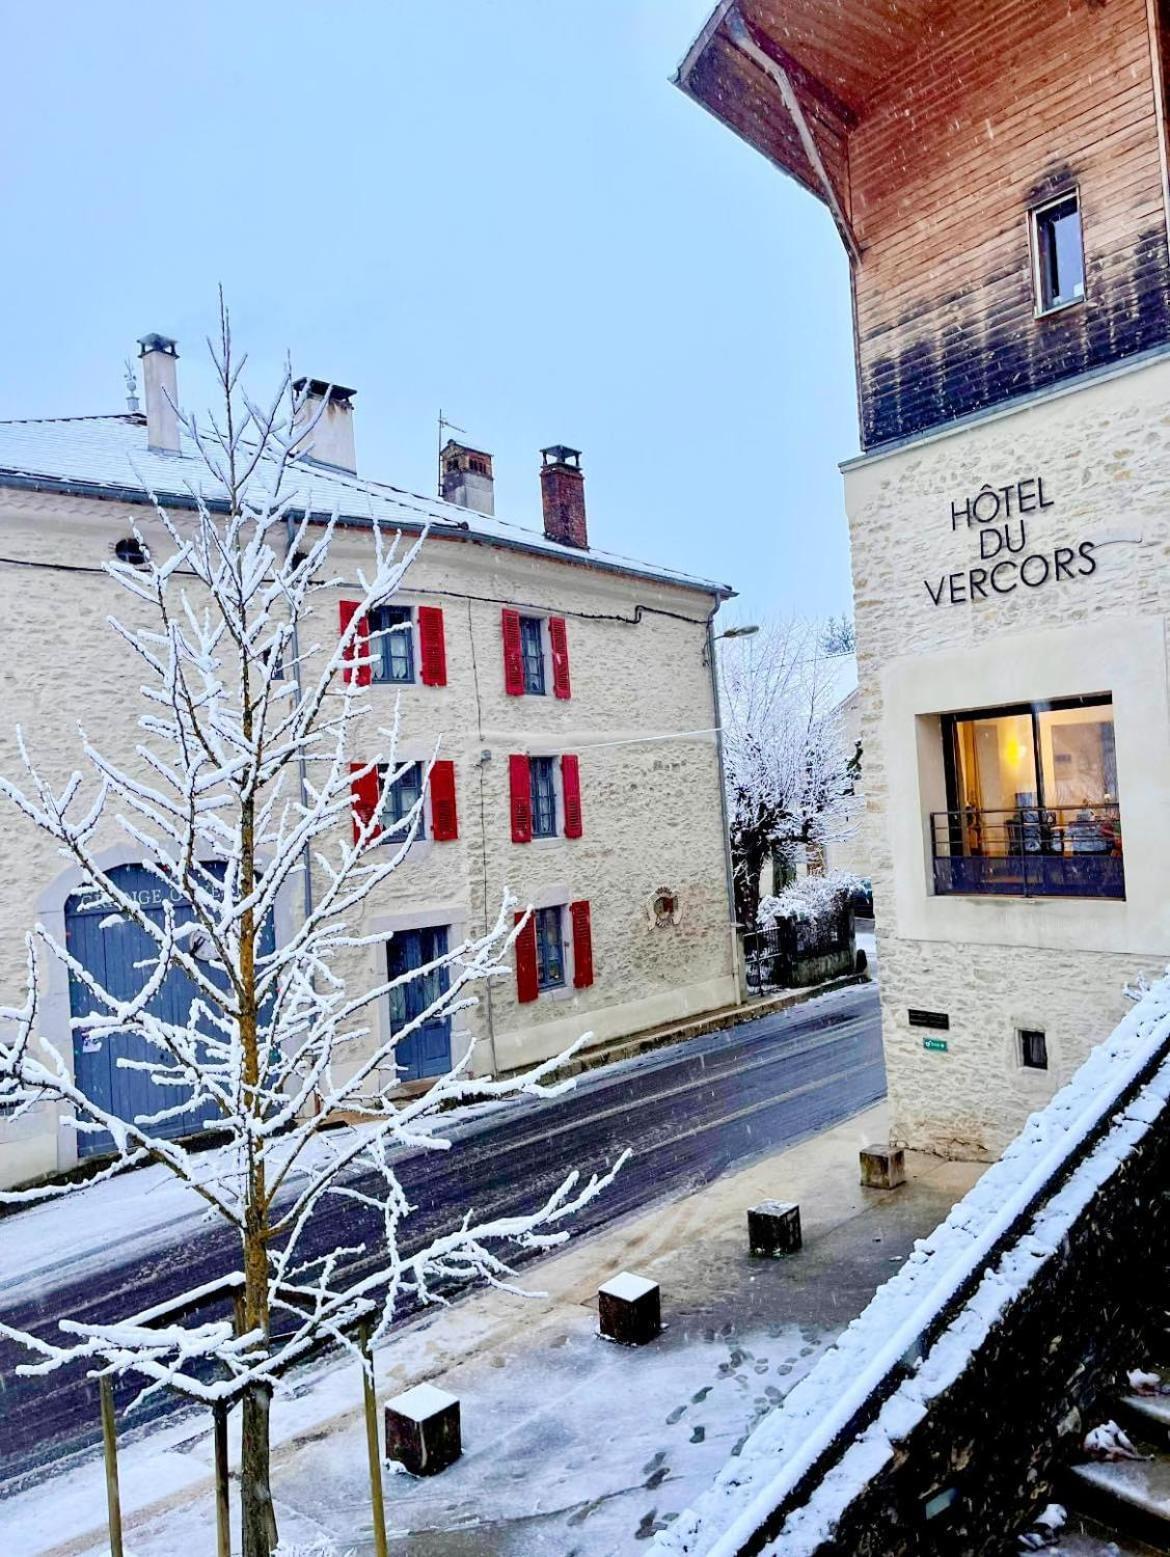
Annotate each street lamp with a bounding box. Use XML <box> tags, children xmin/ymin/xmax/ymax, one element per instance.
<box><xmin>715</xmin><ymin>624</ymin><xmax>760</xmax><ymax>642</ymax></box>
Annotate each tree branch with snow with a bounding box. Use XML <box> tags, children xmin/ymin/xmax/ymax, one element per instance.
<box><xmin>0</xmin><ymin>299</ymin><xmax>625</xmax><ymax>1557</ymax></box>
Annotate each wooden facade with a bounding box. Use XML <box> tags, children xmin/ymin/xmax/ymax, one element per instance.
<box><xmin>678</xmin><ymin>0</ymin><xmax>1170</xmax><ymax>449</ymax></box>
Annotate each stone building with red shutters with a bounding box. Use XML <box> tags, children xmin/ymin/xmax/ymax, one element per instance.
<box><xmin>0</xmin><ymin>342</ymin><xmax>737</xmax><ymax>1188</ymax></box>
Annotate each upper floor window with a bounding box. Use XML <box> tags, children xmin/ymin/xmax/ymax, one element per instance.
<box><xmin>369</xmin><ymin>604</ymin><xmax>414</xmax><ymax>684</ymax></box>
<box><xmin>535</xmin><ymin>905</ymin><xmax>566</xmax><ymax>990</ymax></box>
<box><xmin>380</xmin><ymin>761</ymin><xmax>425</xmax><ymax>839</ymax></box>
<box><xmin>931</xmin><ymin>695</ymin><xmax>1123</xmax><ymax>899</ymax></box>
<box><xmin>530</xmin><ymin>756</ymin><xmax>558</xmax><ymax>838</ymax></box>
<box><xmin>1032</xmin><ymin>193</ymin><xmax>1085</xmax><ymax>315</ymax></box>
<box><xmin>520</xmin><ymin>615</ymin><xmax>546</xmax><ymax>695</ymax></box>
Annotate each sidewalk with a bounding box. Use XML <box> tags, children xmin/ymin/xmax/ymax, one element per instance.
<box><xmin>5</xmin><ymin>1099</ymin><xmax>982</xmax><ymax>1557</ymax></box>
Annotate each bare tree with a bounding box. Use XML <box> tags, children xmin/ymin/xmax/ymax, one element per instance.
<box><xmin>0</xmin><ymin>303</ymin><xmax>623</xmax><ymax>1556</ymax></box>
<box><xmin>720</xmin><ymin>618</ymin><xmax>859</xmax><ymax>927</ymax></box>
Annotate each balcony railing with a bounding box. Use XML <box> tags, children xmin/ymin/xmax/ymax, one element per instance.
<box><xmin>930</xmin><ymin>804</ymin><xmax>1124</xmax><ymax>899</ymax></box>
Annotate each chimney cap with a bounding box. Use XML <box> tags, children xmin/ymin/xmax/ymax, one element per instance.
<box><xmin>138</xmin><ymin>333</ymin><xmax>179</xmax><ymax>358</ymax></box>
<box><xmin>541</xmin><ymin>444</ymin><xmax>582</xmax><ymax>470</ymax></box>
<box><xmin>293</xmin><ymin>376</ymin><xmax>357</xmax><ymax>405</ymax></box>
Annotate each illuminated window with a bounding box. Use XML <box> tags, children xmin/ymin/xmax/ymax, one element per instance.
<box><xmin>932</xmin><ymin>696</ymin><xmax>1123</xmax><ymax>899</ymax></box>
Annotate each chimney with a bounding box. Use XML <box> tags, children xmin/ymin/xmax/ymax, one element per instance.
<box><xmin>291</xmin><ymin>378</ymin><xmax>358</xmax><ymax>474</ymax></box>
<box><xmin>440</xmin><ymin>439</ymin><xmax>495</xmax><ymax>515</ymax></box>
<box><xmin>138</xmin><ymin>334</ymin><xmax>181</xmax><ymax>454</ymax></box>
<box><xmin>540</xmin><ymin>446</ymin><xmax>588</xmax><ymax>550</ymax></box>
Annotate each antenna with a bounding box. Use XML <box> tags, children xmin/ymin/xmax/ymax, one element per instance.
<box><xmin>437</xmin><ymin>408</ymin><xmax>467</xmax><ymax>496</ymax></box>
<box><xmin>124</xmin><ymin>358</ymin><xmax>140</xmax><ymax>414</ymax></box>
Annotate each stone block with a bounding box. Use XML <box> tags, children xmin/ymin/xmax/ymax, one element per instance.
<box><xmin>748</xmin><ymin>1200</ymin><xmax>802</xmax><ymax>1257</ymax></box>
<box><xmin>598</xmin><ymin>1271</ymin><xmax>661</xmax><ymax>1345</ymax></box>
<box><xmin>384</xmin><ymin>1382</ymin><xmax>461</xmax><ymax>1476</ymax></box>
<box><xmin>860</xmin><ymin>1143</ymin><xmax>906</xmax><ymax>1190</ymax></box>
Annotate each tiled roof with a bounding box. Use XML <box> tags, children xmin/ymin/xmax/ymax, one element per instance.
<box><xmin>0</xmin><ymin>413</ymin><xmax>732</xmax><ymax>599</ymax></box>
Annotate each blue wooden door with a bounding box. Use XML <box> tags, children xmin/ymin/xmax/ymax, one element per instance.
<box><xmin>66</xmin><ymin>866</ymin><xmax>226</xmax><ymax>1158</ymax></box>
<box><xmin>387</xmin><ymin>926</ymin><xmax>452</xmax><ymax>1082</ymax></box>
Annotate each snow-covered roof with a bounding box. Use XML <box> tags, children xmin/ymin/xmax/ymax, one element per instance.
<box><xmin>0</xmin><ymin>412</ymin><xmax>733</xmax><ymax>600</ymax></box>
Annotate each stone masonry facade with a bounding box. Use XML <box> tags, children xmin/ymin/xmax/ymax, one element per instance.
<box><xmin>0</xmin><ymin>479</ymin><xmax>736</xmax><ymax>1187</ymax></box>
<box><xmin>843</xmin><ymin>350</ymin><xmax>1170</xmax><ymax>1158</ymax></box>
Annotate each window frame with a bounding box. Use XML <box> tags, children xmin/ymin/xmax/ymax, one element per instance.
<box><xmin>378</xmin><ymin>760</ymin><xmax>426</xmax><ymax>841</ymax></box>
<box><xmin>534</xmin><ymin>904</ymin><xmax>566</xmax><ymax>991</ymax></box>
<box><xmin>529</xmin><ymin>755</ymin><xmax>559</xmax><ymax>839</ymax></box>
<box><xmin>518</xmin><ymin>614</ymin><xmax>547</xmax><ymax>697</ymax></box>
<box><xmin>1018</xmin><ymin>1028</ymin><xmax>1049</xmax><ymax>1071</ymax></box>
<box><xmin>1029</xmin><ymin>189</ymin><xmax>1086</xmax><ymax>318</ymax></box>
<box><xmin>369</xmin><ymin>603</ymin><xmax>416</xmax><ymax>686</ymax></box>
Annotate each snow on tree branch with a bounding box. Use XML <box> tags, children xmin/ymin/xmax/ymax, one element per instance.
<box><xmin>0</xmin><ymin>299</ymin><xmax>624</xmax><ymax>1554</ymax></box>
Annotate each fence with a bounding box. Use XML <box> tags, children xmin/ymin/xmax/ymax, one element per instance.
<box><xmin>742</xmin><ymin>906</ymin><xmax>855</xmax><ymax>995</ymax></box>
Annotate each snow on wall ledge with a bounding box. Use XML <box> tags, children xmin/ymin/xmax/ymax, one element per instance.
<box><xmin>652</xmin><ymin>970</ymin><xmax>1170</xmax><ymax>1557</ymax></box>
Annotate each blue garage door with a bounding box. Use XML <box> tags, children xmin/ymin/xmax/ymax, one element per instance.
<box><xmin>387</xmin><ymin>926</ymin><xmax>452</xmax><ymax>1082</ymax></box>
<box><xmin>65</xmin><ymin>865</ymin><xmax>253</xmax><ymax>1159</ymax></box>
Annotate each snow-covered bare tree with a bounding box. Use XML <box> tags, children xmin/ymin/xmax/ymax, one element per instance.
<box><xmin>0</xmin><ymin>302</ymin><xmax>623</xmax><ymax>1556</ymax></box>
<box><xmin>719</xmin><ymin>617</ymin><xmax>860</xmax><ymax>927</ymax></box>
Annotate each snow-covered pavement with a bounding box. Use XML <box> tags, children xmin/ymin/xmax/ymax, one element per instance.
<box><xmin>4</xmin><ymin>1101</ymin><xmax>983</xmax><ymax>1556</ymax></box>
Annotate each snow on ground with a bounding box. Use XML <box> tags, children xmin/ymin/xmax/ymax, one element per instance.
<box><xmin>653</xmin><ymin>969</ymin><xmax>1170</xmax><ymax>1557</ymax></box>
<box><xmin>0</xmin><ymin>1095</ymin><xmax>523</xmax><ymax>1301</ymax></box>
<box><xmin>3</xmin><ymin>1104</ymin><xmax>983</xmax><ymax>1557</ymax></box>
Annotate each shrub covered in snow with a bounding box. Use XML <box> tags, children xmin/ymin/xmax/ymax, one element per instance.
<box><xmin>757</xmin><ymin>871</ymin><xmax>865</xmax><ymax>928</ymax></box>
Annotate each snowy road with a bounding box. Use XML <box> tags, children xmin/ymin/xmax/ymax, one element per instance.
<box><xmin>0</xmin><ymin>979</ymin><xmax>882</xmax><ymax>1492</ymax></box>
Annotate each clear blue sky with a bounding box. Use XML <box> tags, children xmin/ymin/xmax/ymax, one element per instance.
<box><xmin>1</xmin><ymin>1</ymin><xmax>857</xmax><ymax>621</ymax></box>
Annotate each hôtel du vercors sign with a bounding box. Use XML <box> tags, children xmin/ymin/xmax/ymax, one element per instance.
<box><xmin>925</xmin><ymin>476</ymin><xmax>1097</xmax><ymax>607</ymax></box>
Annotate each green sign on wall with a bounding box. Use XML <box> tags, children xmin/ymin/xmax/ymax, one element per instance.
<box><xmin>922</xmin><ymin>1037</ymin><xmax>949</xmax><ymax>1053</ymax></box>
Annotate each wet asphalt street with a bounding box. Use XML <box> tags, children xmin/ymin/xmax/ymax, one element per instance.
<box><xmin>0</xmin><ymin>979</ymin><xmax>883</xmax><ymax>1490</ymax></box>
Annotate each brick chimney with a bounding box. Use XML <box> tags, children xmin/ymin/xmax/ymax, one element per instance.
<box><xmin>440</xmin><ymin>439</ymin><xmax>495</xmax><ymax>515</ymax></box>
<box><xmin>138</xmin><ymin>334</ymin><xmax>181</xmax><ymax>454</ymax></box>
<box><xmin>540</xmin><ymin>446</ymin><xmax>588</xmax><ymax>550</ymax></box>
<box><xmin>292</xmin><ymin>378</ymin><xmax>357</xmax><ymax>474</ymax></box>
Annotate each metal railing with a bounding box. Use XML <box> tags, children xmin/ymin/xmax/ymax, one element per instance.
<box><xmin>743</xmin><ymin>906</ymin><xmax>855</xmax><ymax>994</ymax></box>
<box><xmin>930</xmin><ymin>804</ymin><xmax>1124</xmax><ymax>899</ymax></box>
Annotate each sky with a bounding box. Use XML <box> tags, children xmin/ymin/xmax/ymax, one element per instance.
<box><xmin>0</xmin><ymin>1</ymin><xmax>858</xmax><ymax>623</ymax></box>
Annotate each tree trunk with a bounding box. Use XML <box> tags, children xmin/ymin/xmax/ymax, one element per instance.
<box><xmin>241</xmin><ymin>1380</ymin><xmax>278</xmax><ymax>1557</ymax></box>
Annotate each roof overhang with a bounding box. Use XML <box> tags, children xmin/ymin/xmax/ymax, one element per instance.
<box><xmin>675</xmin><ymin>0</ymin><xmax>940</xmax><ymax>261</ymax></box>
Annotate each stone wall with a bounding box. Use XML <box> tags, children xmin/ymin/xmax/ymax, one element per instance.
<box><xmin>844</xmin><ymin>349</ymin><xmax>1170</xmax><ymax>1156</ymax></box>
<box><xmin>0</xmin><ymin>485</ymin><xmax>737</xmax><ymax>1186</ymax></box>
<box><xmin>793</xmin><ymin>1097</ymin><xmax>1170</xmax><ymax>1557</ymax></box>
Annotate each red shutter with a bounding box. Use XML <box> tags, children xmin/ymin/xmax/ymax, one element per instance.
<box><xmin>514</xmin><ymin>911</ymin><xmax>539</xmax><ymax>1003</ymax></box>
<box><xmin>418</xmin><ymin>606</ymin><xmax>447</xmax><ymax>687</ymax></box>
<box><xmin>549</xmin><ymin>616</ymin><xmax>571</xmax><ymax>700</ymax></box>
<box><xmin>561</xmin><ymin>754</ymin><xmax>583</xmax><ymax>838</ymax></box>
<box><xmin>430</xmin><ymin>760</ymin><xmax>458</xmax><ymax>841</ymax></box>
<box><xmin>501</xmin><ymin>608</ymin><xmax>525</xmax><ymax>695</ymax></box>
<box><xmin>350</xmin><ymin>762</ymin><xmax>383</xmax><ymax>845</ymax></box>
<box><xmin>339</xmin><ymin>599</ymin><xmax>371</xmax><ymax>687</ymax></box>
<box><xmin>509</xmin><ymin>754</ymin><xmax>532</xmax><ymax>843</ymax></box>
<box><xmin>570</xmin><ymin>900</ymin><xmax>594</xmax><ymax>988</ymax></box>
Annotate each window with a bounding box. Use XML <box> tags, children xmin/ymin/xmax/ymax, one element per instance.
<box><xmin>535</xmin><ymin>905</ymin><xmax>565</xmax><ymax>990</ymax></box>
<box><xmin>379</xmin><ymin>761</ymin><xmax>425</xmax><ymax>839</ymax></box>
<box><xmin>931</xmin><ymin>695</ymin><xmax>1123</xmax><ymax>898</ymax></box>
<box><xmin>530</xmin><ymin>757</ymin><xmax>558</xmax><ymax>838</ymax></box>
<box><xmin>520</xmin><ymin>615</ymin><xmax>546</xmax><ymax>695</ymax></box>
<box><xmin>369</xmin><ymin>604</ymin><xmax>414</xmax><ymax>684</ymax></box>
<box><xmin>1032</xmin><ymin>193</ymin><xmax>1084</xmax><ymax>314</ymax></box>
<box><xmin>114</xmin><ymin>536</ymin><xmax>149</xmax><ymax>567</ymax></box>
<box><xmin>1019</xmin><ymin>1029</ymin><xmax>1048</xmax><ymax>1071</ymax></box>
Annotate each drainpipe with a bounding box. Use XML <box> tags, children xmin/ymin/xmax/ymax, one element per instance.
<box><xmin>706</xmin><ymin>606</ymin><xmax>745</xmax><ymax>1003</ymax></box>
<box><xmin>284</xmin><ymin>515</ymin><xmax>315</xmax><ymax>930</ymax></box>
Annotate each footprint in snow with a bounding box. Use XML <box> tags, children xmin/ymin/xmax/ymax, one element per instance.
<box><xmin>690</xmin><ymin>1425</ymin><xmax>706</xmax><ymax>1443</ymax></box>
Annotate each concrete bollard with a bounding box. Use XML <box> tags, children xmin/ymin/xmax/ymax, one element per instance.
<box><xmin>748</xmin><ymin>1200</ymin><xmax>802</xmax><ymax>1258</ymax></box>
<box><xmin>384</xmin><ymin>1383</ymin><xmax>461</xmax><ymax>1477</ymax></box>
<box><xmin>598</xmin><ymin>1272</ymin><xmax>661</xmax><ymax>1346</ymax></box>
<box><xmin>860</xmin><ymin>1143</ymin><xmax>906</xmax><ymax>1190</ymax></box>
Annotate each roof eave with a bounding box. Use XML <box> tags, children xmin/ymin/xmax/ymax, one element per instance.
<box><xmin>0</xmin><ymin>468</ymin><xmax>735</xmax><ymax>604</ymax></box>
